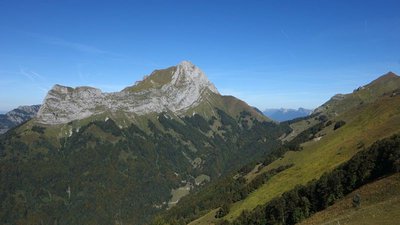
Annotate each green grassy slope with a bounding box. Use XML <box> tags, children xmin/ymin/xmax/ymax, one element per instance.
<box><xmin>314</xmin><ymin>72</ymin><xmax>400</xmax><ymax>117</ymax></box>
<box><xmin>123</xmin><ymin>66</ymin><xmax>176</xmax><ymax>93</ymax></box>
<box><xmin>184</xmin><ymin>91</ymin><xmax>269</xmax><ymax>123</ymax></box>
<box><xmin>225</xmin><ymin>92</ymin><xmax>400</xmax><ymax>221</ymax></box>
<box><xmin>283</xmin><ymin>72</ymin><xmax>400</xmax><ymax>142</ymax></box>
<box><xmin>299</xmin><ymin>173</ymin><xmax>400</xmax><ymax>225</ymax></box>
<box><xmin>188</xmin><ymin>72</ymin><xmax>400</xmax><ymax>224</ymax></box>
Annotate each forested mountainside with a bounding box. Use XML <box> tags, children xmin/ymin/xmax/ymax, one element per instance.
<box><xmin>0</xmin><ymin>62</ymin><xmax>289</xmax><ymax>225</ymax></box>
<box><xmin>153</xmin><ymin>72</ymin><xmax>400</xmax><ymax>225</ymax></box>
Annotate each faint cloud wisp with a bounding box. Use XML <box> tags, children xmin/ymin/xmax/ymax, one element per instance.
<box><xmin>19</xmin><ymin>68</ymin><xmax>49</xmax><ymax>93</ymax></box>
<box><xmin>26</xmin><ymin>32</ymin><xmax>109</xmax><ymax>55</ymax></box>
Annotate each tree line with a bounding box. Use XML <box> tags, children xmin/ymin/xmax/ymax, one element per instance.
<box><xmin>227</xmin><ymin>134</ymin><xmax>400</xmax><ymax>225</ymax></box>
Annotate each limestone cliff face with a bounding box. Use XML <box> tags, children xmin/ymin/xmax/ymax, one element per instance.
<box><xmin>36</xmin><ymin>61</ymin><xmax>220</xmax><ymax>125</ymax></box>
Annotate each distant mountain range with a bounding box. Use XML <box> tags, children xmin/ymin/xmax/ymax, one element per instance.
<box><xmin>263</xmin><ymin>107</ymin><xmax>313</xmax><ymax>122</ymax></box>
<box><xmin>0</xmin><ymin>105</ymin><xmax>41</xmax><ymax>134</ymax></box>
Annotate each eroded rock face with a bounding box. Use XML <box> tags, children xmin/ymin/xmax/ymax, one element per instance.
<box><xmin>0</xmin><ymin>105</ymin><xmax>41</xmax><ymax>133</ymax></box>
<box><xmin>36</xmin><ymin>61</ymin><xmax>219</xmax><ymax>125</ymax></box>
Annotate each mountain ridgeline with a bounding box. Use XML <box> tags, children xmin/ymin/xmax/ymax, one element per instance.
<box><xmin>36</xmin><ymin>61</ymin><xmax>264</xmax><ymax>125</ymax></box>
<box><xmin>0</xmin><ymin>61</ymin><xmax>290</xmax><ymax>225</ymax></box>
<box><xmin>0</xmin><ymin>105</ymin><xmax>41</xmax><ymax>134</ymax></box>
<box><xmin>263</xmin><ymin>108</ymin><xmax>313</xmax><ymax>122</ymax></box>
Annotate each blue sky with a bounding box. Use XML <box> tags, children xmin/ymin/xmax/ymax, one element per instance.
<box><xmin>1</xmin><ymin>0</ymin><xmax>400</xmax><ymax>112</ymax></box>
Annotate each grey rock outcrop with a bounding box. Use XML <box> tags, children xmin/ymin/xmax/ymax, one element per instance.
<box><xmin>36</xmin><ymin>61</ymin><xmax>219</xmax><ymax>125</ymax></box>
<box><xmin>0</xmin><ymin>105</ymin><xmax>41</xmax><ymax>133</ymax></box>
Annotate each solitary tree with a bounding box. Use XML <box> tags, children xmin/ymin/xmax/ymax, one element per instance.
<box><xmin>215</xmin><ymin>204</ymin><xmax>229</xmax><ymax>218</ymax></box>
<box><xmin>352</xmin><ymin>193</ymin><xmax>361</xmax><ymax>208</ymax></box>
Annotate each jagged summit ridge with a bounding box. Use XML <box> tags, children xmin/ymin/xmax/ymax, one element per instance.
<box><xmin>36</xmin><ymin>61</ymin><xmax>219</xmax><ymax>125</ymax></box>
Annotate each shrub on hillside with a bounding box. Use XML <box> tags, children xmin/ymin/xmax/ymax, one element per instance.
<box><xmin>333</xmin><ymin>120</ymin><xmax>346</xmax><ymax>130</ymax></box>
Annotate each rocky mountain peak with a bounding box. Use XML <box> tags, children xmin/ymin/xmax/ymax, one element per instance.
<box><xmin>175</xmin><ymin>60</ymin><xmax>205</xmax><ymax>81</ymax></box>
<box><xmin>124</xmin><ymin>61</ymin><xmax>219</xmax><ymax>94</ymax></box>
<box><xmin>36</xmin><ymin>61</ymin><xmax>220</xmax><ymax>125</ymax></box>
<box><xmin>173</xmin><ymin>60</ymin><xmax>219</xmax><ymax>94</ymax></box>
